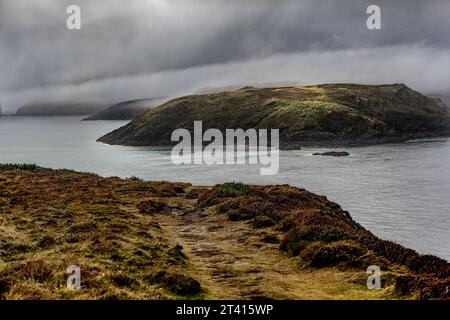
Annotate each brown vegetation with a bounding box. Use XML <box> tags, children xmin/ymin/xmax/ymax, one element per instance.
<box><xmin>197</xmin><ymin>183</ymin><xmax>449</xmax><ymax>299</ymax></box>
<box><xmin>0</xmin><ymin>165</ymin><xmax>448</xmax><ymax>299</ymax></box>
<box><xmin>0</xmin><ymin>165</ymin><xmax>195</xmax><ymax>299</ymax></box>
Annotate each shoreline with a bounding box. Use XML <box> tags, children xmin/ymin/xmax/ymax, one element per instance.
<box><xmin>98</xmin><ymin>132</ymin><xmax>450</xmax><ymax>150</ymax></box>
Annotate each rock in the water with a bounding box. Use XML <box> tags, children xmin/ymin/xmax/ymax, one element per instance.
<box><xmin>313</xmin><ymin>151</ymin><xmax>350</xmax><ymax>157</ymax></box>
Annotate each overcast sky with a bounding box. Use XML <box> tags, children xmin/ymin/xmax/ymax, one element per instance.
<box><xmin>1</xmin><ymin>0</ymin><xmax>450</xmax><ymax>112</ymax></box>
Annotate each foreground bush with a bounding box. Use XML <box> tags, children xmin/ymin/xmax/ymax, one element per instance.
<box><xmin>213</xmin><ymin>182</ymin><xmax>254</xmax><ymax>197</ymax></box>
<box><xmin>144</xmin><ymin>271</ymin><xmax>201</xmax><ymax>296</ymax></box>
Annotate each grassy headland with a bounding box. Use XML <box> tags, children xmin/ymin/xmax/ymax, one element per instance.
<box><xmin>0</xmin><ymin>165</ymin><xmax>448</xmax><ymax>299</ymax></box>
<box><xmin>98</xmin><ymin>84</ymin><xmax>450</xmax><ymax>148</ymax></box>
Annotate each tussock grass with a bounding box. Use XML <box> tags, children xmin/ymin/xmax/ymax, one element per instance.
<box><xmin>0</xmin><ymin>165</ymin><xmax>198</xmax><ymax>300</ymax></box>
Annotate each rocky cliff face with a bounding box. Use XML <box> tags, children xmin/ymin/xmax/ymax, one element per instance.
<box><xmin>98</xmin><ymin>84</ymin><xmax>450</xmax><ymax>148</ymax></box>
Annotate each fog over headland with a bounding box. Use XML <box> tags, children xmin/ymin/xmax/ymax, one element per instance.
<box><xmin>1</xmin><ymin>0</ymin><xmax>450</xmax><ymax>112</ymax></box>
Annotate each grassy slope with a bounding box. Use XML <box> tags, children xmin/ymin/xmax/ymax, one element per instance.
<box><xmin>0</xmin><ymin>166</ymin><xmax>448</xmax><ymax>300</ymax></box>
<box><xmin>98</xmin><ymin>84</ymin><xmax>450</xmax><ymax>147</ymax></box>
<box><xmin>0</xmin><ymin>165</ymin><xmax>195</xmax><ymax>299</ymax></box>
<box><xmin>83</xmin><ymin>99</ymin><xmax>161</xmax><ymax>121</ymax></box>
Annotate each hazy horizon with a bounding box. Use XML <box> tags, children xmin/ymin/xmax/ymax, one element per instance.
<box><xmin>2</xmin><ymin>0</ymin><xmax>450</xmax><ymax>112</ymax></box>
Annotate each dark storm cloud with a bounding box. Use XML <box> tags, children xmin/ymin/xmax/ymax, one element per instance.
<box><xmin>1</xmin><ymin>0</ymin><xmax>450</xmax><ymax>111</ymax></box>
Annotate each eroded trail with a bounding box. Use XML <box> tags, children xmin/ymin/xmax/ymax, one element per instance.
<box><xmin>155</xmin><ymin>197</ymin><xmax>386</xmax><ymax>299</ymax></box>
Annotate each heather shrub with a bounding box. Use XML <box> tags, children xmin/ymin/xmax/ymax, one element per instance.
<box><xmin>144</xmin><ymin>271</ymin><xmax>201</xmax><ymax>295</ymax></box>
<box><xmin>213</xmin><ymin>182</ymin><xmax>253</xmax><ymax>197</ymax></box>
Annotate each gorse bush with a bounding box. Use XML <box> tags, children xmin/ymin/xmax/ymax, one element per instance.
<box><xmin>213</xmin><ymin>182</ymin><xmax>254</xmax><ymax>197</ymax></box>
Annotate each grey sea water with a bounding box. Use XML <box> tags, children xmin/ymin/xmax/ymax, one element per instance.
<box><xmin>0</xmin><ymin>116</ymin><xmax>449</xmax><ymax>260</ymax></box>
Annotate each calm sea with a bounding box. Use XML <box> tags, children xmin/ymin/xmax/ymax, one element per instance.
<box><xmin>0</xmin><ymin>116</ymin><xmax>449</xmax><ymax>260</ymax></box>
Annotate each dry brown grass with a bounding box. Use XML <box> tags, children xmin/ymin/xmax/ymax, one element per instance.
<box><xmin>0</xmin><ymin>166</ymin><xmax>197</xmax><ymax>299</ymax></box>
<box><xmin>0</xmin><ymin>166</ymin><xmax>448</xmax><ymax>300</ymax></box>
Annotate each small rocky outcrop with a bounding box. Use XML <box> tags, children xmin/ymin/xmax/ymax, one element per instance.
<box><xmin>313</xmin><ymin>151</ymin><xmax>350</xmax><ymax>157</ymax></box>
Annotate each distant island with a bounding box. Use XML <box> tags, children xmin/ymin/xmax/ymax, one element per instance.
<box><xmin>98</xmin><ymin>84</ymin><xmax>450</xmax><ymax>148</ymax></box>
<box><xmin>83</xmin><ymin>98</ymin><xmax>165</xmax><ymax>121</ymax></box>
<box><xmin>15</xmin><ymin>102</ymin><xmax>106</xmax><ymax>116</ymax></box>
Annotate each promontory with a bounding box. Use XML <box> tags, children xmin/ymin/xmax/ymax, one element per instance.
<box><xmin>98</xmin><ymin>84</ymin><xmax>450</xmax><ymax>148</ymax></box>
